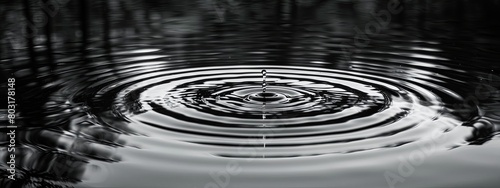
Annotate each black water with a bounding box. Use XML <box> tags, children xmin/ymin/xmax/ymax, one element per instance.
<box><xmin>1</xmin><ymin>0</ymin><xmax>500</xmax><ymax>188</ymax></box>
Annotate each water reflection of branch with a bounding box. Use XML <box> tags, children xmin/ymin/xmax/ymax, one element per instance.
<box><xmin>0</xmin><ymin>98</ymin><xmax>129</xmax><ymax>187</ymax></box>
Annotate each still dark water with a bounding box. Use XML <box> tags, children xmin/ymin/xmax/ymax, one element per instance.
<box><xmin>1</xmin><ymin>0</ymin><xmax>500</xmax><ymax>188</ymax></box>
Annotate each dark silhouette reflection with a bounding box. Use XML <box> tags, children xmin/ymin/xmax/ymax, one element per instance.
<box><xmin>79</xmin><ymin>0</ymin><xmax>89</xmax><ymax>64</ymax></box>
<box><xmin>2</xmin><ymin>2</ymin><xmax>128</xmax><ymax>186</ymax></box>
<box><xmin>102</xmin><ymin>0</ymin><xmax>112</xmax><ymax>62</ymax></box>
<box><xmin>42</xmin><ymin>0</ymin><xmax>56</xmax><ymax>74</ymax></box>
<box><xmin>17</xmin><ymin>0</ymin><xmax>45</xmax><ymax>127</ymax></box>
<box><xmin>22</xmin><ymin>0</ymin><xmax>37</xmax><ymax>73</ymax></box>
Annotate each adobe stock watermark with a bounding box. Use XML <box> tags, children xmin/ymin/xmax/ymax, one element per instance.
<box><xmin>453</xmin><ymin>72</ymin><xmax>500</xmax><ymax>120</ymax></box>
<box><xmin>342</xmin><ymin>0</ymin><xmax>412</xmax><ymax>61</ymax></box>
<box><xmin>207</xmin><ymin>0</ymin><xmax>241</xmax><ymax>22</ymax></box>
<box><xmin>384</xmin><ymin>129</ymin><xmax>447</xmax><ymax>188</ymax></box>
<box><xmin>201</xmin><ymin>80</ymin><xmax>355</xmax><ymax>187</ymax></box>
<box><xmin>384</xmin><ymin>72</ymin><xmax>500</xmax><ymax>188</ymax></box>
<box><xmin>203</xmin><ymin>114</ymin><xmax>283</xmax><ymax>188</ymax></box>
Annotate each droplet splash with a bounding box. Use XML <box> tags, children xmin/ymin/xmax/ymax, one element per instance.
<box><xmin>262</xmin><ymin>69</ymin><xmax>267</xmax><ymax>93</ymax></box>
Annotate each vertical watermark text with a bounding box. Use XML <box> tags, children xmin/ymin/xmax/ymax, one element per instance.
<box><xmin>6</xmin><ymin>78</ymin><xmax>17</xmax><ymax>180</ymax></box>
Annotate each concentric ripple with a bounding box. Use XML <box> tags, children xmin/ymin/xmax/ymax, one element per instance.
<box><xmin>108</xmin><ymin>65</ymin><xmax>477</xmax><ymax>158</ymax></box>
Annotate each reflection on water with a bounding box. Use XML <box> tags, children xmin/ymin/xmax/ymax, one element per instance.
<box><xmin>1</xmin><ymin>0</ymin><xmax>500</xmax><ymax>188</ymax></box>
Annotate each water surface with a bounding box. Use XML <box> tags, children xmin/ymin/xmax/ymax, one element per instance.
<box><xmin>1</xmin><ymin>0</ymin><xmax>500</xmax><ymax>188</ymax></box>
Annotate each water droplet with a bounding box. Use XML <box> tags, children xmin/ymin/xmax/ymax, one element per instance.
<box><xmin>262</xmin><ymin>70</ymin><xmax>267</xmax><ymax>93</ymax></box>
